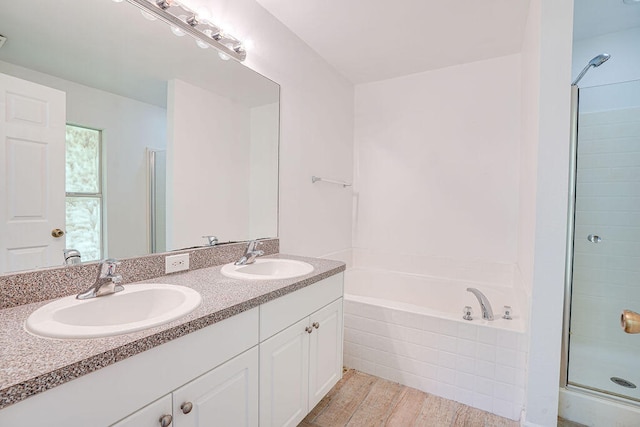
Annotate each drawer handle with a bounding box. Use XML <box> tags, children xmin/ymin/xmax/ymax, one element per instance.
<box><xmin>159</xmin><ymin>414</ymin><xmax>173</xmax><ymax>427</ymax></box>
<box><xmin>305</xmin><ymin>326</ymin><xmax>313</xmax><ymax>334</ymax></box>
<box><xmin>312</xmin><ymin>322</ymin><xmax>320</xmax><ymax>329</ymax></box>
<box><xmin>181</xmin><ymin>401</ymin><xmax>193</xmax><ymax>414</ymax></box>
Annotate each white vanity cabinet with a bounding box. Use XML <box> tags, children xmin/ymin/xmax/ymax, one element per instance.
<box><xmin>0</xmin><ymin>308</ymin><xmax>260</xmax><ymax>427</ymax></box>
<box><xmin>113</xmin><ymin>347</ymin><xmax>259</xmax><ymax>427</ymax></box>
<box><xmin>0</xmin><ymin>272</ymin><xmax>344</xmax><ymax>427</ymax></box>
<box><xmin>112</xmin><ymin>395</ymin><xmax>173</xmax><ymax>427</ymax></box>
<box><xmin>259</xmin><ymin>274</ymin><xmax>344</xmax><ymax>427</ymax></box>
<box><xmin>172</xmin><ymin>346</ymin><xmax>259</xmax><ymax>427</ymax></box>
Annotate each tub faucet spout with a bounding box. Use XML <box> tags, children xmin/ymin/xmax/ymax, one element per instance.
<box><xmin>466</xmin><ymin>288</ymin><xmax>494</xmax><ymax>321</ymax></box>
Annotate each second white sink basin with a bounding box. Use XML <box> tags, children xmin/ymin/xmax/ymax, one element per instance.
<box><xmin>25</xmin><ymin>284</ymin><xmax>202</xmax><ymax>339</ymax></box>
<box><xmin>221</xmin><ymin>258</ymin><xmax>314</xmax><ymax>280</ymax></box>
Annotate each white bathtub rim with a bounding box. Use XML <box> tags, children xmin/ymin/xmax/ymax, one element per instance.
<box><xmin>345</xmin><ymin>293</ymin><xmax>526</xmax><ymax>333</ymax></box>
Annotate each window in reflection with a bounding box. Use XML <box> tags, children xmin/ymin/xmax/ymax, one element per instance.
<box><xmin>65</xmin><ymin>125</ymin><xmax>103</xmax><ymax>262</ymax></box>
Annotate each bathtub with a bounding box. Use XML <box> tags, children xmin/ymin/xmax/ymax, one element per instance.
<box><xmin>343</xmin><ymin>268</ymin><xmax>527</xmax><ymax>421</ymax></box>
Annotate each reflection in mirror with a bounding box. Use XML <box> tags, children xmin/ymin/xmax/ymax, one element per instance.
<box><xmin>0</xmin><ymin>0</ymin><xmax>279</xmax><ymax>274</ymax></box>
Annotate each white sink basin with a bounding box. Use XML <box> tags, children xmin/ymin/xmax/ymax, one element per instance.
<box><xmin>221</xmin><ymin>258</ymin><xmax>314</xmax><ymax>280</ymax></box>
<box><xmin>25</xmin><ymin>284</ymin><xmax>201</xmax><ymax>339</ymax></box>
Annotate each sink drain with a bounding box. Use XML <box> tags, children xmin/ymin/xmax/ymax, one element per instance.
<box><xmin>611</xmin><ymin>377</ymin><xmax>637</xmax><ymax>389</ymax></box>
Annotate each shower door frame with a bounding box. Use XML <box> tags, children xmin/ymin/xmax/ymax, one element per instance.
<box><xmin>561</xmin><ymin>84</ymin><xmax>579</xmax><ymax>389</ymax></box>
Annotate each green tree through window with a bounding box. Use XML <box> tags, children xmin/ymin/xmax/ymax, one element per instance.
<box><xmin>65</xmin><ymin>125</ymin><xmax>103</xmax><ymax>262</ymax></box>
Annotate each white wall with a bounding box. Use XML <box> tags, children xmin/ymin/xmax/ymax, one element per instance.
<box><xmin>572</xmin><ymin>26</ymin><xmax>640</xmax><ymax>88</ymax></box>
<box><xmin>518</xmin><ymin>0</ymin><xmax>541</xmax><ymax>300</ymax></box>
<box><xmin>523</xmin><ymin>1</ymin><xmax>575</xmax><ymax>426</ymax></box>
<box><xmin>249</xmin><ymin>103</ymin><xmax>279</xmax><ymax>239</ymax></box>
<box><xmin>167</xmin><ymin>79</ymin><xmax>252</xmax><ymax>249</ymax></box>
<box><xmin>183</xmin><ymin>0</ymin><xmax>354</xmax><ymax>258</ymax></box>
<box><xmin>352</xmin><ymin>54</ymin><xmax>521</xmax><ymax>284</ymax></box>
<box><xmin>0</xmin><ymin>60</ymin><xmax>166</xmax><ymax>261</ymax></box>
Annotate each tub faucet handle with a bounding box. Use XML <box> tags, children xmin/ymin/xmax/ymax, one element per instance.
<box><xmin>463</xmin><ymin>306</ymin><xmax>473</xmax><ymax>321</ymax></box>
<box><xmin>503</xmin><ymin>305</ymin><xmax>513</xmax><ymax>320</ymax></box>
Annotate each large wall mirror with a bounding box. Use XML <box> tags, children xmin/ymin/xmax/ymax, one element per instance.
<box><xmin>0</xmin><ymin>0</ymin><xmax>279</xmax><ymax>274</ymax></box>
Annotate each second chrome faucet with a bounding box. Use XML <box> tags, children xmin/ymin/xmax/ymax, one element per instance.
<box><xmin>234</xmin><ymin>240</ymin><xmax>265</xmax><ymax>266</ymax></box>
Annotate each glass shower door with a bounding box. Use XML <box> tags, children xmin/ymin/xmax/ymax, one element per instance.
<box><xmin>568</xmin><ymin>78</ymin><xmax>640</xmax><ymax>402</ymax></box>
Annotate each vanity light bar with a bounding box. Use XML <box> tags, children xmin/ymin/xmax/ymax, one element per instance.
<box><xmin>126</xmin><ymin>0</ymin><xmax>247</xmax><ymax>61</ymax></box>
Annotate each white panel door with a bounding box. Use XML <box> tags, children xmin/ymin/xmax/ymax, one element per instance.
<box><xmin>173</xmin><ymin>346</ymin><xmax>259</xmax><ymax>427</ymax></box>
<box><xmin>308</xmin><ymin>298</ymin><xmax>343</xmax><ymax>409</ymax></box>
<box><xmin>260</xmin><ymin>317</ymin><xmax>310</xmax><ymax>427</ymax></box>
<box><xmin>111</xmin><ymin>395</ymin><xmax>173</xmax><ymax>427</ymax></box>
<box><xmin>0</xmin><ymin>73</ymin><xmax>66</xmax><ymax>272</ymax></box>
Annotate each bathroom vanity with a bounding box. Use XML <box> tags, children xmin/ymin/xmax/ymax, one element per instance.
<box><xmin>0</xmin><ymin>254</ymin><xmax>345</xmax><ymax>427</ymax></box>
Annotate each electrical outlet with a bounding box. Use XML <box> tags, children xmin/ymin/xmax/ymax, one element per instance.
<box><xmin>165</xmin><ymin>253</ymin><xmax>189</xmax><ymax>274</ymax></box>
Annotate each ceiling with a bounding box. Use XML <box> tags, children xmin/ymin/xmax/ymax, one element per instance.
<box><xmin>255</xmin><ymin>0</ymin><xmax>532</xmax><ymax>84</ymax></box>
<box><xmin>256</xmin><ymin>0</ymin><xmax>640</xmax><ymax>85</ymax></box>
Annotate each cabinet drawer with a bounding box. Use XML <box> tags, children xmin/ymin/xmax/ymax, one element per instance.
<box><xmin>260</xmin><ymin>273</ymin><xmax>343</xmax><ymax>341</ymax></box>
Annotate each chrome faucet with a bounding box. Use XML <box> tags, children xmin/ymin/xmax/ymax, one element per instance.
<box><xmin>202</xmin><ymin>235</ymin><xmax>219</xmax><ymax>246</ymax></box>
<box><xmin>63</xmin><ymin>248</ymin><xmax>82</xmax><ymax>266</ymax></box>
<box><xmin>234</xmin><ymin>240</ymin><xmax>264</xmax><ymax>266</ymax></box>
<box><xmin>466</xmin><ymin>288</ymin><xmax>494</xmax><ymax>320</ymax></box>
<box><xmin>76</xmin><ymin>259</ymin><xmax>124</xmax><ymax>300</ymax></box>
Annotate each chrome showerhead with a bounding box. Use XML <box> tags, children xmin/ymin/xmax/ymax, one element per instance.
<box><xmin>588</xmin><ymin>53</ymin><xmax>610</xmax><ymax>67</ymax></box>
<box><xmin>572</xmin><ymin>53</ymin><xmax>611</xmax><ymax>86</ymax></box>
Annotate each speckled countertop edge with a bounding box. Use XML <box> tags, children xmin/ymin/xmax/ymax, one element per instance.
<box><xmin>0</xmin><ymin>254</ymin><xmax>345</xmax><ymax>410</ymax></box>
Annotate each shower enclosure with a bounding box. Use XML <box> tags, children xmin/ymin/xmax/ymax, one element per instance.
<box><xmin>147</xmin><ymin>148</ymin><xmax>167</xmax><ymax>253</ymax></box>
<box><xmin>564</xmin><ymin>76</ymin><xmax>640</xmax><ymax>405</ymax></box>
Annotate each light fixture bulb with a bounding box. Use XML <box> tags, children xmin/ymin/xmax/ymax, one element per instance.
<box><xmin>140</xmin><ymin>10</ymin><xmax>157</xmax><ymax>21</ymax></box>
<box><xmin>171</xmin><ymin>26</ymin><xmax>186</xmax><ymax>36</ymax></box>
<box><xmin>195</xmin><ymin>7</ymin><xmax>212</xmax><ymax>21</ymax></box>
<box><xmin>243</xmin><ymin>39</ymin><xmax>255</xmax><ymax>51</ymax></box>
<box><xmin>623</xmin><ymin>0</ymin><xmax>640</xmax><ymax>4</ymax></box>
<box><xmin>218</xmin><ymin>51</ymin><xmax>230</xmax><ymax>61</ymax></box>
<box><xmin>112</xmin><ymin>0</ymin><xmax>124</xmax><ymax>3</ymax></box>
<box><xmin>195</xmin><ymin>29</ymin><xmax>214</xmax><ymax>49</ymax></box>
<box><xmin>170</xmin><ymin>15</ymin><xmax>187</xmax><ymax>36</ymax></box>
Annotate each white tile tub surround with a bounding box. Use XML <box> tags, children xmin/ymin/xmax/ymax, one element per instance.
<box><xmin>343</xmin><ymin>269</ymin><xmax>527</xmax><ymax>421</ymax></box>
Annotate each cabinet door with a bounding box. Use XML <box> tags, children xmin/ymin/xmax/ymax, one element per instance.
<box><xmin>111</xmin><ymin>395</ymin><xmax>172</xmax><ymax>427</ymax></box>
<box><xmin>308</xmin><ymin>298</ymin><xmax>343</xmax><ymax>409</ymax></box>
<box><xmin>260</xmin><ymin>317</ymin><xmax>310</xmax><ymax>427</ymax></box>
<box><xmin>173</xmin><ymin>346</ymin><xmax>258</xmax><ymax>427</ymax></box>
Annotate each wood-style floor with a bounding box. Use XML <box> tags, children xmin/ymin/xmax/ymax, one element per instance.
<box><xmin>300</xmin><ymin>369</ymin><xmax>519</xmax><ymax>427</ymax></box>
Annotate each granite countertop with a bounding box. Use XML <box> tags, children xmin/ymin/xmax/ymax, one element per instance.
<box><xmin>0</xmin><ymin>254</ymin><xmax>345</xmax><ymax>409</ymax></box>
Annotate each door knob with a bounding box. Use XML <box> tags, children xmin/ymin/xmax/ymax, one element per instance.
<box><xmin>305</xmin><ymin>326</ymin><xmax>313</xmax><ymax>334</ymax></box>
<box><xmin>621</xmin><ymin>310</ymin><xmax>640</xmax><ymax>334</ymax></box>
<box><xmin>312</xmin><ymin>322</ymin><xmax>320</xmax><ymax>329</ymax></box>
<box><xmin>51</xmin><ymin>228</ymin><xmax>65</xmax><ymax>238</ymax></box>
